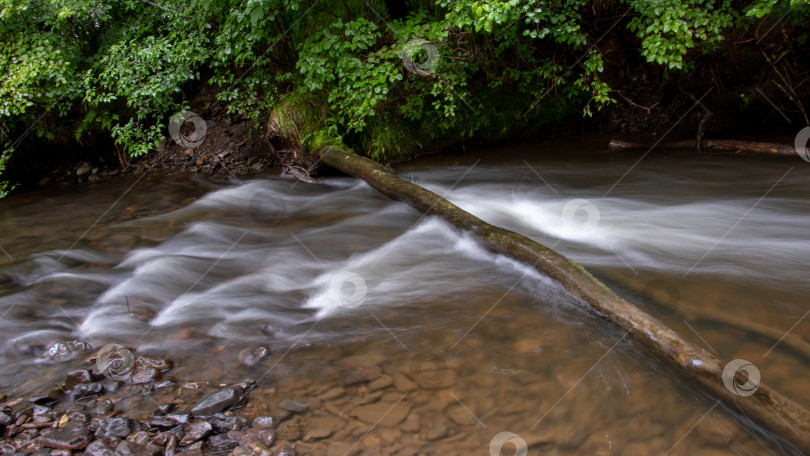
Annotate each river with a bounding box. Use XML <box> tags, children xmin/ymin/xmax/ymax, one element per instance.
<box><xmin>1</xmin><ymin>136</ymin><xmax>808</xmax><ymax>455</ymax></box>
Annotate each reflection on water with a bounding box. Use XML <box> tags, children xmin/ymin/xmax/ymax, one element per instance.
<box><xmin>0</xmin><ymin>138</ymin><xmax>808</xmax><ymax>454</ymax></box>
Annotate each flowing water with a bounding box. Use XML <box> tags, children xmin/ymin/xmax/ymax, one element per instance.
<box><xmin>0</xmin><ymin>137</ymin><xmax>808</xmax><ymax>455</ymax></box>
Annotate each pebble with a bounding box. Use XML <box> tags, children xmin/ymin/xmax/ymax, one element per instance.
<box><xmin>135</xmin><ymin>356</ymin><xmax>173</xmax><ymax>371</ymax></box>
<box><xmin>190</xmin><ymin>386</ymin><xmax>244</xmax><ymax>417</ymax></box>
<box><xmin>340</xmin><ymin>365</ymin><xmax>381</xmax><ymax>386</ymax></box>
<box><xmin>351</xmin><ymin>402</ymin><xmax>411</xmax><ymax>427</ymax></box>
<box><xmin>113</xmin><ymin>440</ymin><xmax>161</xmax><ymax>456</ymax></box>
<box><xmin>130</xmin><ymin>366</ymin><xmax>160</xmax><ymax>385</ymax></box>
<box><xmin>237</xmin><ymin>347</ymin><xmax>270</xmax><ymax>367</ymax></box>
<box><xmin>40</xmin><ymin>341</ymin><xmax>92</xmax><ymax>362</ymax></box>
<box><xmin>94</xmin><ymin>417</ymin><xmax>141</xmax><ymax>438</ymax></box>
<box><xmin>64</xmin><ymin>370</ymin><xmax>93</xmax><ymax>389</ymax></box>
<box><xmin>244</xmin><ymin>428</ymin><xmax>276</xmax><ymax>448</ymax></box>
<box><xmin>38</xmin><ymin>422</ymin><xmax>91</xmax><ymax>450</ymax></box>
<box><xmin>368</xmin><ymin>375</ymin><xmax>393</xmax><ymax>391</ymax></box>
<box><xmin>206</xmin><ymin>434</ymin><xmax>238</xmax><ymax>454</ymax></box>
<box><xmin>277</xmin><ymin>417</ymin><xmax>304</xmax><ymax>441</ymax></box>
<box><xmin>392</xmin><ymin>374</ymin><xmax>417</xmax><ymax>393</ymax></box>
<box><xmin>319</xmin><ymin>388</ymin><xmax>345</xmax><ymax>401</ymax></box>
<box><xmin>303</xmin><ymin>416</ymin><xmax>342</xmax><ymax>441</ymax></box>
<box><xmin>69</xmin><ymin>383</ymin><xmax>103</xmax><ymax>401</ymax></box>
<box><xmin>82</xmin><ymin>440</ymin><xmax>114</xmax><ymax>456</ymax></box>
<box><xmin>278</xmin><ymin>400</ymin><xmax>308</xmax><ymax>414</ymax></box>
<box><xmin>209</xmin><ymin>414</ymin><xmax>248</xmax><ymax>433</ymax></box>
<box><xmin>251</xmin><ymin>416</ymin><xmax>275</xmax><ymax>428</ymax></box>
<box><xmin>178</xmin><ymin>421</ymin><xmax>213</xmax><ymax>446</ymax></box>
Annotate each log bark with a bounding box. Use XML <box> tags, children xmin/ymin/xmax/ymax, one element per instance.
<box><xmin>599</xmin><ymin>270</ymin><xmax>810</xmax><ymax>362</ymax></box>
<box><xmin>609</xmin><ymin>138</ymin><xmax>796</xmax><ymax>156</ymax></box>
<box><xmin>318</xmin><ymin>146</ymin><xmax>810</xmax><ymax>454</ymax></box>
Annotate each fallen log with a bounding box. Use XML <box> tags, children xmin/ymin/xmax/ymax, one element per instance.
<box><xmin>318</xmin><ymin>146</ymin><xmax>810</xmax><ymax>453</ymax></box>
<box><xmin>599</xmin><ymin>270</ymin><xmax>810</xmax><ymax>362</ymax></box>
<box><xmin>609</xmin><ymin>138</ymin><xmax>796</xmax><ymax>156</ymax></box>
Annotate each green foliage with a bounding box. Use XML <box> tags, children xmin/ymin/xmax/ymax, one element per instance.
<box><xmin>0</xmin><ymin>0</ymin><xmax>808</xmax><ymax>194</ymax></box>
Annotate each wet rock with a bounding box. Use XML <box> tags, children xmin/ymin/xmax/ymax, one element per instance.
<box><xmin>275</xmin><ymin>444</ymin><xmax>295</xmax><ymax>456</ymax></box>
<box><xmin>69</xmin><ymin>383</ymin><xmax>104</xmax><ymax>401</ymax></box>
<box><xmin>113</xmin><ymin>441</ymin><xmax>161</xmax><ymax>456</ymax></box>
<box><xmin>125</xmin><ymin>432</ymin><xmax>151</xmax><ymax>446</ymax></box>
<box><xmin>319</xmin><ymin>388</ymin><xmax>345</xmax><ymax>401</ymax></box>
<box><xmin>50</xmin><ymin>450</ymin><xmax>71</xmax><ymax>456</ymax></box>
<box><xmin>244</xmin><ymin>428</ymin><xmax>276</xmax><ymax>448</ymax></box>
<box><xmin>15</xmin><ymin>414</ymin><xmax>30</xmax><ymax>426</ymax></box>
<box><xmin>0</xmin><ymin>412</ymin><xmax>13</xmax><ymax>426</ymax></box>
<box><xmin>75</xmin><ymin>164</ymin><xmax>93</xmax><ymax>176</ymax></box>
<box><xmin>33</xmin><ymin>405</ymin><xmax>53</xmax><ymax>422</ymax></box>
<box><xmin>351</xmin><ymin>402</ymin><xmax>411</xmax><ymax>427</ymax></box>
<box><xmin>148</xmin><ymin>420</ymin><xmax>177</xmax><ymax>430</ymax></box>
<box><xmin>238</xmin><ymin>347</ymin><xmax>270</xmax><ymax>367</ymax></box>
<box><xmin>152</xmin><ymin>404</ymin><xmax>177</xmax><ymax>417</ymax></box>
<box><xmin>400</xmin><ymin>414</ymin><xmax>420</xmax><ymax>433</ymax></box>
<box><xmin>31</xmin><ymin>394</ymin><xmax>61</xmax><ymax>406</ymax></box>
<box><xmin>64</xmin><ymin>370</ymin><xmax>94</xmax><ymax>389</ymax></box>
<box><xmin>153</xmin><ymin>380</ymin><xmax>176</xmax><ymax>390</ymax></box>
<box><xmin>180</xmin><ymin>441</ymin><xmax>204</xmax><ymax>456</ymax></box>
<box><xmin>135</xmin><ymin>356</ymin><xmax>173</xmax><ymax>371</ymax></box>
<box><xmin>95</xmin><ymin>400</ymin><xmax>113</xmax><ymax>415</ymax></box>
<box><xmin>425</xmin><ymin>425</ymin><xmax>450</xmax><ymax>441</ymax></box>
<box><xmin>83</xmin><ymin>440</ymin><xmax>115</xmax><ymax>456</ymax></box>
<box><xmin>277</xmin><ymin>400</ymin><xmax>307</xmax><ymax>414</ymax></box>
<box><xmin>164</xmin><ymin>414</ymin><xmax>191</xmax><ymax>425</ymax></box>
<box><xmin>251</xmin><ymin>416</ymin><xmax>275</xmax><ymax>429</ymax></box>
<box><xmin>66</xmin><ymin>411</ymin><xmax>89</xmax><ymax>425</ymax></box>
<box><xmin>340</xmin><ymin>365</ymin><xmax>381</xmax><ymax>386</ymax></box>
<box><xmin>189</xmin><ymin>386</ymin><xmax>245</xmax><ymax>417</ymax></box>
<box><xmin>205</xmin><ymin>434</ymin><xmax>237</xmax><ymax>455</ymax></box>
<box><xmin>276</xmin><ymin>417</ymin><xmax>304</xmax><ymax>441</ymax></box>
<box><xmin>303</xmin><ymin>416</ymin><xmax>342</xmax><ymax>441</ymax></box>
<box><xmin>178</xmin><ymin>422</ymin><xmax>212</xmax><ymax>446</ymax></box>
<box><xmin>130</xmin><ymin>367</ymin><xmax>160</xmax><ymax>385</ymax></box>
<box><xmin>208</xmin><ymin>414</ymin><xmax>248</xmax><ymax>433</ymax></box>
<box><xmin>164</xmin><ymin>435</ymin><xmax>178</xmax><ymax>456</ymax></box>
<box><xmin>41</xmin><ymin>341</ymin><xmax>92</xmax><ymax>362</ymax></box>
<box><xmin>38</xmin><ymin>422</ymin><xmax>91</xmax><ymax>450</ymax></box>
<box><xmin>368</xmin><ymin>375</ymin><xmax>393</xmax><ymax>391</ymax></box>
<box><xmin>94</xmin><ymin>417</ymin><xmax>142</xmax><ymax>438</ymax></box>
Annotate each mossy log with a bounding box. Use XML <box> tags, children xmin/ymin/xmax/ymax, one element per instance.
<box><xmin>318</xmin><ymin>146</ymin><xmax>810</xmax><ymax>454</ymax></box>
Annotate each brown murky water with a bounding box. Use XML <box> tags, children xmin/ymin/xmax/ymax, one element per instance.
<box><xmin>1</xmin><ymin>137</ymin><xmax>808</xmax><ymax>455</ymax></box>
